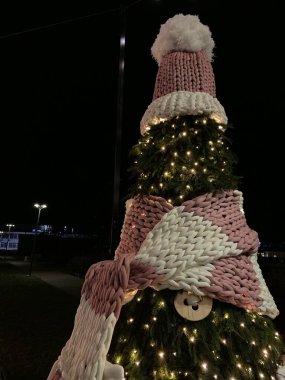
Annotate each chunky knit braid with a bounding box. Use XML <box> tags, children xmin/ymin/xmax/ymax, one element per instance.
<box><xmin>48</xmin><ymin>190</ymin><xmax>278</xmax><ymax>380</ymax></box>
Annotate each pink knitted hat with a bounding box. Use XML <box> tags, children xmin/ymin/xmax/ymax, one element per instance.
<box><xmin>140</xmin><ymin>14</ymin><xmax>227</xmax><ymax>135</ymax></box>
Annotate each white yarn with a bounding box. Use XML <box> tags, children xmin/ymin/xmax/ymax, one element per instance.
<box><xmin>56</xmin><ymin>296</ymin><xmax>117</xmax><ymax>380</ymax></box>
<box><xmin>250</xmin><ymin>255</ymin><xmax>279</xmax><ymax>318</ymax></box>
<box><xmin>140</xmin><ymin>91</ymin><xmax>227</xmax><ymax>135</ymax></box>
<box><xmin>151</xmin><ymin>14</ymin><xmax>215</xmax><ymax>65</ymax></box>
<box><xmin>136</xmin><ymin>207</ymin><xmax>242</xmax><ymax>293</ymax></box>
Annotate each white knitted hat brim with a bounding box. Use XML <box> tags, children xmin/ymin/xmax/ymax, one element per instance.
<box><xmin>140</xmin><ymin>91</ymin><xmax>228</xmax><ymax>135</ymax></box>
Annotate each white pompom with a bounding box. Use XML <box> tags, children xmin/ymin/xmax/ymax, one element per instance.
<box><xmin>151</xmin><ymin>14</ymin><xmax>215</xmax><ymax>65</ymax></box>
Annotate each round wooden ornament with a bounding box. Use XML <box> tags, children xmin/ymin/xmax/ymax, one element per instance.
<box><xmin>174</xmin><ymin>291</ymin><xmax>213</xmax><ymax>321</ymax></box>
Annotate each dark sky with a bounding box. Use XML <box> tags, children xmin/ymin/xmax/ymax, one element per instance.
<box><xmin>0</xmin><ymin>0</ymin><xmax>284</xmax><ymax>246</ymax></box>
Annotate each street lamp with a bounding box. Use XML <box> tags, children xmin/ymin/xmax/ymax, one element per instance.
<box><xmin>28</xmin><ymin>203</ymin><xmax>47</xmax><ymax>276</ymax></box>
<box><xmin>5</xmin><ymin>223</ymin><xmax>15</xmax><ymax>256</ymax></box>
<box><xmin>6</xmin><ymin>223</ymin><xmax>15</xmax><ymax>232</ymax></box>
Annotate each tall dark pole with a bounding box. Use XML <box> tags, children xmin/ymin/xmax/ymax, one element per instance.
<box><xmin>28</xmin><ymin>204</ymin><xmax>47</xmax><ymax>276</ymax></box>
<box><xmin>109</xmin><ymin>4</ymin><xmax>126</xmax><ymax>257</ymax></box>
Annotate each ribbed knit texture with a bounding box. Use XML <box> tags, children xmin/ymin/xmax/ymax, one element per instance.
<box><xmin>153</xmin><ymin>51</ymin><xmax>216</xmax><ymax>100</ymax></box>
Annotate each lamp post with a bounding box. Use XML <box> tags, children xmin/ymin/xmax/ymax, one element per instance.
<box><xmin>5</xmin><ymin>223</ymin><xmax>15</xmax><ymax>258</ymax></box>
<box><xmin>28</xmin><ymin>203</ymin><xmax>47</xmax><ymax>276</ymax></box>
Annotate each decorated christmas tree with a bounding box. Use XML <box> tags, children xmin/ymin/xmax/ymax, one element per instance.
<box><xmin>48</xmin><ymin>14</ymin><xmax>284</xmax><ymax>380</ymax></box>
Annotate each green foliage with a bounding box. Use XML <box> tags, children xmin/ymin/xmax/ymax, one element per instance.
<box><xmin>128</xmin><ymin>115</ymin><xmax>240</xmax><ymax>204</ymax></box>
<box><xmin>108</xmin><ymin>288</ymin><xmax>284</xmax><ymax>380</ymax></box>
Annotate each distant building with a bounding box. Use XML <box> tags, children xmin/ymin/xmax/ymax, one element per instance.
<box><xmin>0</xmin><ymin>231</ymin><xmax>34</xmax><ymax>251</ymax></box>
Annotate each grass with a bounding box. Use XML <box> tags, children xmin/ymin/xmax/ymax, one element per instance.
<box><xmin>0</xmin><ymin>259</ymin><xmax>284</xmax><ymax>380</ymax></box>
<box><xmin>0</xmin><ymin>261</ymin><xmax>79</xmax><ymax>380</ymax></box>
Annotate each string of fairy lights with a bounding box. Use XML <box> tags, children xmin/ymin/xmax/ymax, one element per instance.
<box><xmin>109</xmin><ymin>289</ymin><xmax>283</xmax><ymax>380</ymax></box>
<box><xmin>128</xmin><ymin>114</ymin><xmax>239</xmax><ymax>204</ymax></box>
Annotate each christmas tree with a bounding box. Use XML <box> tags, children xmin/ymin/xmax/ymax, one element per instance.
<box><xmin>48</xmin><ymin>14</ymin><xmax>284</xmax><ymax>380</ymax></box>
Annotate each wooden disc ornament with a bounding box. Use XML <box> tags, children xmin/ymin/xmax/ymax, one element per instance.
<box><xmin>174</xmin><ymin>291</ymin><xmax>213</xmax><ymax>321</ymax></box>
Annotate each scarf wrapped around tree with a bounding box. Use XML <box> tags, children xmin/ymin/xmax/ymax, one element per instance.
<box><xmin>48</xmin><ymin>14</ymin><xmax>284</xmax><ymax>380</ymax></box>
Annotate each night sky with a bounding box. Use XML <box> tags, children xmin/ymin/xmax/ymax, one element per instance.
<box><xmin>0</xmin><ymin>0</ymin><xmax>284</xmax><ymax>247</ymax></box>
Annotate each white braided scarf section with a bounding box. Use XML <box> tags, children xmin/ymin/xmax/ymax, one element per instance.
<box><xmin>56</xmin><ymin>296</ymin><xmax>116</xmax><ymax>380</ymax></box>
<box><xmin>140</xmin><ymin>91</ymin><xmax>227</xmax><ymax>135</ymax></box>
<box><xmin>135</xmin><ymin>206</ymin><xmax>242</xmax><ymax>295</ymax></box>
<box><xmin>250</xmin><ymin>255</ymin><xmax>279</xmax><ymax>318</ymax></box>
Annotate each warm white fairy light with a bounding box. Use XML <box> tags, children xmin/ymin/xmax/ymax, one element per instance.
<box><xmin>128</xmin><ymin>318</ymin><xmax>134</xmax><ymax>323</ymax></box>
<box><xmin>224</xmin><ymin>313</ymin><xmax>229</xmax><ymax>319</ymax></box>
<box><xmin>152</xmin><ymin>316</ymin><xmax>157</xmax><ymax>321</ymax></box>
<box><xmin>201</xmin><ymin>362</ymin><xmax>208</xmax><ymax>371</ymax></box>
<box><xmin>144</xmin><ymin>324</ymin><xmax>150</xmax><ymax>330</ymax></box>
<box><xmin>171</xmin><ymin>162</ymin><xmax>175</xmax><ymax>166</ymax></box>
<box><xmin>135</xmin><ymin>361</ymin><xmax>140</xmax><ymax>366</ymax></box>
<box><xmin>186</xmin><ymin>151</ymin><xmax>191</xmax><ymax>156</ymax></box>
<box><xmin>115</xmin><ymin>355</ymin><xmax>122</xmax><ymax>364</ymax></box>
<box><xmin>240</xmin><ymin>322</ymin><xmax>245</xmax><ymax>327</ymax></box>
<box><xmin>182</xmin><ymin>131</ymin><xmax>187</xmax><ymax>136</ymax></box>
<box><xmin>236</xmin><ymin>362</ymin><xmax>242</xmax><ymax>369</ymax></box>
<box><xmin>158</xmin><ymin>351</ymin><xmax>165</xmax><ymax>359</ymax></box>
<box><xmin>189</xmin><ymin>336</ymin><xmax>195</xmax><ymax>343</ymax></box>
<box><xmin>221</xmin><ymin>338</ymin><xmax>227</xmax><ymax>345</ymax></box>
<box><xmin>251</xmin><ymin>340</ymin><xmax>256</xmax><ymax>345</ymax></box>
<box><xmin>262</xmin><ymin>349</ymin><xmax>269</xmax><ymax>357</ymax></box>
<box><xmin>174</xmin><ymin>152</ymin><xmax>178</xmax><ymax>156</ymax></box>
<box><xmin>213</xmin><ymin>375</ymin><xmax>218</xmax><ymax>379</ymax></box>
<box><xmin>259</xmin><ymin>373</ymin><xmax>265</xmax><ymax>379</ymax></box>
<box><xmin>161</xmin><ymin>146</ymin><xmax>166</xmax><ymax>151</ymax></box>
<box><xmin>194</xmin><ymin>162</ymin><xmax>198</xmax><ymax>166</ymax></box>
<box><xmin>202</xmin><ymin>118</ymin><xmax>207</xmax><ymax>124</ymax></box>
<box><xmin>159</xmin><ymin>183</ymin><xmax>163</xmax><ymax>188</ymax></box>
<box><xmin>173</xmin><ymin>352</ymin><xmax>177</xmax><ymax>356</ymax></box>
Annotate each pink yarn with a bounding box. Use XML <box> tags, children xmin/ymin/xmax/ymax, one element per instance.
<box><xmin>152</xmin><ymin>51</ymin><xmax>216</xmax><ymax>101</ymax></box>
<box><xmin>115</xmin><ymin>195</ymin><xmax>173</xmax><ymax>259</ymax></box>
<box><xmin>182</xmin><ymin>190</ymin><xmax>259</xmax><ymax>253</ymax></box>
<box><xmin>203</xmin><ymin>255</ymin><xmax>263</xmax><ymax>311</ymax></box>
